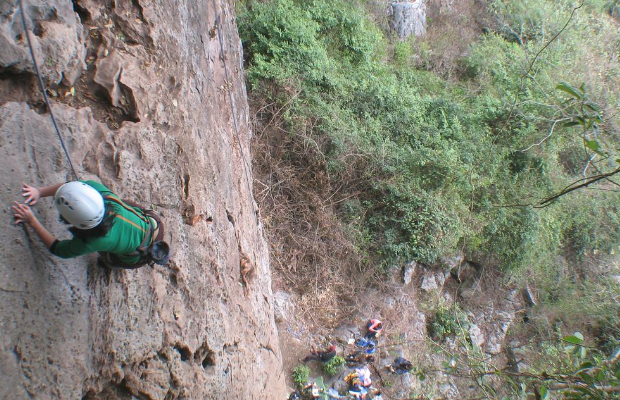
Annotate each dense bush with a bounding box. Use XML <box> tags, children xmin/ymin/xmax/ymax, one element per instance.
<box><xmin>239</xmin><ymin>0</ymin><xmax>620</xmax><ymax>281</ymax></box>
<box><xmin>322</xmin><ymin>356</ymin><xmax>346</xmax><ymax>376</ymax></box>
<box><xmin>292</xmin><ymin>364</ymin><xmax>310</xmax><ymax>388</ymax></box>
<box><xmin>428</xmin><ymin>304</ymin><xmax>470</xmax><ymax>341</ymax></box>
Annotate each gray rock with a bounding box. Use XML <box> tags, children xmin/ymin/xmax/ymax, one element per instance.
<box><xmin>0</xmin><ymin>0</ymin><xmax>85</xmax><ymax>85</ymax></box>
<box><xmin>420</xmin><ymin>273</ymin><xmax>438</xmax><ymax>292</ymax></box>
<box><xmin>94</xmin><ymin>49</ymin><xmax>125</xmax><ymax>108</ymax></box>
<box><xmin>509</xmin><ymin>346</ymin><xmax>530</xmax><ymax>372</ymax></box>
<box><xmin>468</xmin><ymin>324</ymin><xmax>484</xmax><ymax>348</ymax></box>
<box><xmin>392</xmin><ymin>372</ymin><xmax>416</xmax><ymax>398</ymax></box>
<box><xmin>486</xmin><ymin>333</ymin><xmax>503</xmax><ymax>354</ymax></box>
<box><xmin>332</xmin><ymin>324</ymin><xmax>361</xmax><ymax>344</ymax></box>
<box><xmin>483</xmin><ymin>312</ymin><xmax>514</xmax><ymax>354</ymax></box>
<box><xmin>439</xmin><ymin>382</ymin><xmax>460</xmax><ymax>399</ymax></box>
<box><xmin>389</xmin><ymin>0</ymin><xmax>427</xmax><ymax>39</ymax></box>
<box><xmin>413</xmin><ymin>311</ymin><xmax>427</xmax><ymax>337</ymax></box>
<box><xmin>332</xmin><ymin>379</ymin><xmax>349</xmax><ymax>394</ymax></box>
<box><xmin>439</xmin><ymin>253</ymin><xmax>464</xmax><ymax>270</ymax></box>
<box><xmin>384</xmin><ymin>296</ymin><xmax>397</xmax><ymax>308</ymax></box>
<box><xmin>436</xmin><ymin>271</ymin><xmax>447</xmax><ymax>287</ymax></box>
<box><xmin>459</xmin><ymin>287</ymin><xmax>476</xmax><ymax>300</ymax></box>
<box><xmin>274</xmin><ymin>291</ymin><xmax>295</xmax><ymax>323</ymax></box>
<box><xmin>429</xmin><ymin>0</ymin><xmax>455</xmax><ymax>14</ymax></box>
<box><xmin>403</xmin><ymin>261</ymin><xmax>417</xmax><ymax>285</ymax></box>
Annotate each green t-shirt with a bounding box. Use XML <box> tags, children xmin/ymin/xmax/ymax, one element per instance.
<box><xmin>51</xmin><ymin>180</ymin><xmax>151</xmax><ymax>264</ymax></box>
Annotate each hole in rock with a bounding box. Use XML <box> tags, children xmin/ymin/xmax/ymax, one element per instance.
<box><xmin>174</xmin><ymin>344</ymin><xmax>191</xmax><ymax>362</ymax></box>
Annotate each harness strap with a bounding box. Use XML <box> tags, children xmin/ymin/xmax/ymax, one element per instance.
<box><xmin>144</xmin><ymin>210</ymin><xmax>165</xmax><ymax>242</ymax></box>
<box><xmin>103</xmin><ymin>195</ymin><xmax>165</xmax><ymax>259</ymax></box>
<box><xmin>104</xmin><ymin>195</ymin><xmax>149</xmax><ymax>223</ymax></box>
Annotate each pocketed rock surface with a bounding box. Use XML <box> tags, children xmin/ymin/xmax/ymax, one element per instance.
<box><xmin>0</xmin><ymin>0</ymin><xmax>286</xmax><ymax>399</ymax></box>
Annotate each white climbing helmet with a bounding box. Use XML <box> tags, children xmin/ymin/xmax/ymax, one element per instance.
<box><xmin>54</xmin><ymin>182</ymin><xmax>105</xmax><ymax>229</ymax></box>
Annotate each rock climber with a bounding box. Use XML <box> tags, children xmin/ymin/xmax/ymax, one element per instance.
<box><xmin>387</xmin><ymin>356</ymin><xmax>413</xmax><ymax>375</ymax></box>
<box><xmin>12</xmin><ymin>180</ymin><xmax>169</xmax><ymax>268</ymax></box>
<box><xmin>301</xmin><ymin>344</ymin><xmax>337</xmax><ymax>363</ymax></box>
<box><xmin>364</xmin><ymin>318</ymin><xmax>383</xmax><ymax>340</ymax></box>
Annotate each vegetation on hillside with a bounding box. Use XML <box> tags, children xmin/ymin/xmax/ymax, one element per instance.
<box><xmin>239</xmin><ymin>0</ymin><xmax>620</xmax><ymax>396</ymax></box>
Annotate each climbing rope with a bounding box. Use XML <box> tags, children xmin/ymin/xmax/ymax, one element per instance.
<box><xmin>18</xmin><ymin>0</ymin><xmax>79</xmax><ymax>181</ymax></box>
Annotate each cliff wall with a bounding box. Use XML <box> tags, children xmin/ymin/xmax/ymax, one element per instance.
<box><xmin>0</xmin><ymin>0</ymin><xmax>286</xmax><ymax>398</ymax></box>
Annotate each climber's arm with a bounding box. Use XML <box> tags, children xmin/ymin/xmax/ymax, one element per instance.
<box><xmin>12</xmin><ymin>202</ymin><xmax>57</xmax><ymax>248</ymax></box>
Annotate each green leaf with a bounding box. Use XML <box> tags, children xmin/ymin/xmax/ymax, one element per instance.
<box><xmin>539</xmin><ymin>385</ymin><xmax>549</xmax><ymax>400</ymax></box>
<box><xmin>564</xmin><ymin>334</ymin><xmax>584</xmax><ymax>345</ymax></box>
<box><xmin>584</xmin><ymin>140</ymin><xmax>602</xmax><ymax>154</ymax></box>
<box><xmin>578</xmin><ymin>371</ymin><xmax>595</xmax><ymax>384</ymax></box>
<box><xmin>557</xmin><ymin>82</ymin><xmax>583</xmax><ymax>99</ymax></box>
<box><xmin>584</xmin><ymin>103</ymin><xmax>601</xmax><ymax>113</ymax></box>
<box><xmin>563</xmin><ymin>120</ymin><xmax>582</xmax><ymax>127</ymax></box>
<box><xmin>578</xmin><ymin>361</ymin><xmax>595</xmax><ymax>371</ymax></box>
<box><xmin>586</xmin><ymin>116</ymin><xmax>601</xmax><ymax>129</ymax></box>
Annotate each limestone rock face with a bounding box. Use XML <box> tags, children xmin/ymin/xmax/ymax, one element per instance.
<box><xmin>389</xmin><ymin>0</ymin><xmax>427</xmax><ymax>38</ymax></box>
<box><xmin>0</xmin><ymin>0</ymin><xmax>286</xmax><ymax>399</ymax></box>
<box><xmin>0</xmin><ymin>0</ymin><xmax>85</xmax><ymax>84</ymax></box>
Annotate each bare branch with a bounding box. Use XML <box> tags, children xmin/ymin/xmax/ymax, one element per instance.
<box><xmin>521</xmin><ymin>118</ymin><xmax>570</xmax><ymax>152</ymax></box>
<box><xmin>507</xmin><ymin>0</ymin><xmax>586</xmax><ymax>121</ymax></box>
<box><xmin>537</xmin><ymin>167</ymin><xmax>620</xmax><ymax>207</ymax></box>
<box><xmin>582</xmin><ymin>153</ymin><xmax>596</xmax><ymax>176</ymax></box>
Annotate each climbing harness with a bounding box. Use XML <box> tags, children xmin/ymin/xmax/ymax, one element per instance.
<box><xmin>18</xmin><ymin>0</ymin><xmax>79</xmax><ymax>180</ymax></box>
<box><xmin>103</xmin><ymin>195</ymin><xmax>171</xmax><ymax>268</ymax></box>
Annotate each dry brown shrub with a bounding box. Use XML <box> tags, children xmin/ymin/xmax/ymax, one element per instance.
<box><xmin>250</xmin><ymin>87</ymin><xmax>378</xmax><ymax>326</ymax></box>
<box><xmin>423</xmin><ymin>0</ymin><xmax>494</xmax><ymax>78</ymax></box>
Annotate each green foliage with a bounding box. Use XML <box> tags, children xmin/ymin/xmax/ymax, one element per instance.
<box><xmin>366</xmin><ymin>183</ymin><xmax>459</xmax><ymax>265</ymax></box>
<box><xmin>292</xmin><ymin>364</ymin><xmax>310</xmax><ymax>388</ymax></box>
<box><xmin>322</xmin><ymin>356</ymin><xmax>345</xmax><ymax>376</ymax></box>
<box><xmin>429</xmin><ymin>304</ymin><xmax>470</xmax><ymax>341</ymax></box>
<box><xmin>539</xmin><ymin>333</ymin><xmax>620</xmax><ymax>399</ymax></box>
<box><xmin>238</xmin><ymin>0</ymin><xmax>380</xmax><ymax>88</ymax></box>
<box><xmin>433</xmin><ymin>328</ymin><xmax>620</xmax><ymax>399</ymax></box>
<box><xmin>240</xmin><ymin>0</ymin><xmax>620</xmax><ymax>318</ymax></box>
<box><xmin>241</xmin><ymin>0</ymin><xmax>620</xmax><ymax>397</ymax></box>
<box><xmin>393</xmin><ymin>39</ymin><xmax>415</xmax><ymax>69</ymax></box>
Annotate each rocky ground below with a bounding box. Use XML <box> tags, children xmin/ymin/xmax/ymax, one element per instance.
<box><xmin>273</xmin><ymin>254</ymin><xmax>531</xmax><ymax>399</ymax></box>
